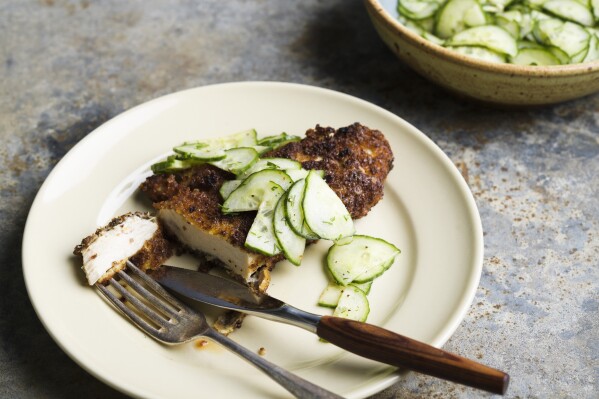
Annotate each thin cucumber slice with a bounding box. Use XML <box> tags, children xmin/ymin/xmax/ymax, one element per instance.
<box><xmin>517</xmin><ymin>38</ymin><xmax>572</xmax><ymax>64</ymax></box>
<box><xmin>547</xmin><ymin>45</ymin><xmax>571</xmax><ymax>63</ymax></box>
<box><xmin>418</xmin><ymin>15</ymin><xmax>437</xmax><ymax>32</ymax></box>
<box><xmin>173</xmin><ymin>143</ymin><xmax>226</xmax><ymax>161</ymax></box>
<box><xmin>423</xmin><ymin>31</ymin><xmax>446</xmax><ymax>45</ymax></box>
<box><xmin>257</xmin><ymin>132</ymin><xmax>301</xmax><ymax>149</ymax></box>
<box><xmin>285</xmin><ymin>179</ymin><xmax>320</xmax><ymax>240</ymax></box>
<box><xmin>151</xmin><ymin>155</ymin><xmax>199</xmax><ymax>173</ymax></box>
<box><xmin>354</xmin><ymin>280</ymin><xmax>373</xmax><ymax>295</ymax></box>
<box><xmin>333</xmin><ymin>285</ymin><xmax>370</xmax><ymax>322</ymax></box>
<box><xmin>273</xmin><ymin>193</ymin><xmax>306</xmax><ymax>265</ymax></box>
<box><xmin>318</xmin><ymin>284</ymin><xmax>344</xmax><ymax>308</ymax></box>
<box><xmin>527</xmin><ymin>0</ymin><xmax>550</xmax><ymax>9</ymax></box>
<box><xmin>583</xmin><ymin>32</ymin><xmax>599</xmax><ymax>62</ymax></box>
<box><xmin>435</xmin><ymin>0</ymin><xmax>488</xmax><ymax>39</ymax></box>
<box><xmin>398</xmin><ymin>0</ymin><xmax>443</xmax><ymax>20</ymax></box>
<box><xmin>511</xmin><ymin>47</ymin><xmax>562</xmax><ymax>64</ymax></box>
<box><xmin>245</xmin><ymin>183</ymin><xmax>285</xmax><ymax>256</ymax></box>
<box><xmin>571</xmin><ymin>45</ymin><xmax>590</xmax><ymax>63</ymax></box>
<box><xmin>236</xmin><ymin>157</ymin><xmax>301</xmax><ymax>179</ymax></box>
<box><xmin>249</xmin><ymin>145</ymin><xmax>272</xmax><ymax>156</ymax></box>
<box><xmin>446</xmin><ymin>25</ymin><xmax>518</xmax><ymax>57</ymax></box>
<box><xmin>303</xmin><ymin>170</ymin><xmax>355</xmax><ymax>241</ymax></box>
<box><xmin>533</xmin><ymin>18</ymin><xmax>590</xmax><ymax>57</ymax></box>
<box><xmin>285</xmin><ymin>168</ymin><xmax>310</xmax><ymax>182</ymax></box>
<box><xmin>481</xmin><ymin>0</ymin><xmax>516</xmax><ymax>13</ymax></box>
<box><xmin>450</xmin><ymin>45</ymin><xmax>507</xmax><ymax>62</ymax></box>
<box><xmin>495</xmin><ymin>10</ymin><xmax>522</xmax><ymax>38</ymax></box>
<box><xmin>219</xmin><ymin>129</ymin><xmax>258</xmax><ymax>148</ymax></box>
<box><xmin>206</xmin><ymin>129</ymin><xmax>258</xmax><ymax>149</ymax></box>
<box><xmin>219</xmin><ymin>179</ymin><xmax>242</xmax><ymax>200</ymax></box>
<box><xmin>517</xmin><ymin>12</ymin><xmax>536</xmax><ymax>39</ymax></box>
<box><xmin>592</xmin><ymin>0</ymin><xmax>599</xmax><ymax>21</ymax></box>
<box><xmin>318</xmin><ymin>280</ymin><xmax>374</xmax><ymax>308</ymax></box>
<box><xmin>353</xmin><ymin>258</ymin><xmax>396</xmax><ymax>283</ymax></box>
<box><xmin>222</xmin><ymin>169</ymin><xmax>293</xmax><ymax>213</ymax></box>
<box><xmin>517</xmin><ymin>39</ymin><xmax>546</xmax><ymax>49</ymax></box>
<box><xmin>208</xmin><ymin>147</ymin><xmax>259</xmax><ymax>175</ymax></box>
<box><xmin>174</xmin><ymin>129</ymin><xmax>257</xmax><ymax>161</ymax></box>
<box><xmin>542</xmin><ymin>0</ymin><xmax>594</xmax><ymax>26</ymax></box>
<box><xmin>285</xmin><ymin>169</ymin><xmax>324</xmax><ymax>182</ymax></box>
<box><xmin>327</xmin><ymin>235</ymin><xmax>400</xmax><ymax>286</ymax></box>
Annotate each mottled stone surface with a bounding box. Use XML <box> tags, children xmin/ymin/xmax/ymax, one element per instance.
<box><xmin>1</xmin><ymin>1</ymin><xmax>597</xmax><ymax>398</ymax></box>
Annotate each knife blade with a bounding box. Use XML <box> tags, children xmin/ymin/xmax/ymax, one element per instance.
<box><xmin>148</xmin><ymin>265</ymin><xmax>509</xmax><ymax>395</ymax></box>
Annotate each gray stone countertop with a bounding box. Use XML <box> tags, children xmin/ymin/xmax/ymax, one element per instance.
<box><xmin>1</xmin><ymin>1</ymin><xmax>597</xmax><ymax>398</ymax></box>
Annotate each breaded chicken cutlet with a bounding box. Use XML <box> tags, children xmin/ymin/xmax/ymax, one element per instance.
<box><xmin>140</xmin><ymin>122</ymin><xmax>394</xmax><ymax>293</ymax></box>
<box><xmin>141</xmin><ymin>164</ymin><xmax>282</xmax><ymax>293</ymax></box>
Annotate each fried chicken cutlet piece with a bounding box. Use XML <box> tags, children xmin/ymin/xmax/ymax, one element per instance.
<box><xmin>73</xmin><ymin>212</ymin><xmax>173</xmax><ymax>285</ymax></box>
<box><xmin>266</xmin><ymin>123</ymin><xmax>393</xmax><ymax>219</ymax></box>
<box><xmin>140</xmin><ymin>164</ymin><xmax>283</xmax><ymax>293</ymax></box>
<box><xmin>139</xmin><ymin>123</ymin><xmax>393</xmax><ymax>292</ymax></box>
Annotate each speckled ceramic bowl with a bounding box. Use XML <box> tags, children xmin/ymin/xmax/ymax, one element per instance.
<box><xmin>365</xmin><ymin>0</ymin><xmax>599</xmax><ymax>106</ymax></box>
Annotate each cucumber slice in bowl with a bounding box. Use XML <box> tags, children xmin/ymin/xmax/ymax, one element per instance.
<box><xmin>273</xmin><ymin>193</ymin><xmax>306</xmax><ymax>265</ymax></box>
<box><xmin>542</xmin><ymin>0</ymin><xmax>594</xmax><ymax>27</ymax></box>
<box><xmin>435</xmin><ymin>0</ymin><xmax>488</xmax><ymax>39</ymax></box>
<box><xmin>222</xmin><ymin>169</ymin><xmax>293</xmax><ymax>213</ymax></box>
<box><xmin>446</xmin><ymin>25</ymin><xmax>518</xmax><ymax>57</ymax></box>
<box><xmin>449</xmin><ymin>45</ymin><xmax>507</xmax><ymax>62</ymax></box>
<box><xmin>245</xmin><ymin>182</ymin><xmax>286</xmax><ymax>256</ymax></box>
<box><xmin>533</xmin><ymin>18</ymin><xmax>590</xmax><ymax>57</ymax></box>
<box><xmin>327</xmin><ymin>235</ymin><xmax>400</xmax><ymax>286</ymax></box>
<box><xmin>302</xmin><ymin>170</ymin><xmax>355</xmax><ymax>241</ymax></box>
<box><xmin>398</xmin><ymin>0</ymin><xmax>443</xmax><ymax>20</ymax></box>
<box><xmin>511</xmin><ymin>47</ymin><xmax>562</xmax><ymax>65</ymax></box>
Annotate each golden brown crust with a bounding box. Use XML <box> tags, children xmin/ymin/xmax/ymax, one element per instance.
<box><xmin>141</xmin><ymin>165</ymin><xmax>255</xmax><ymax>248</ymax></box>
<box><xmin>266</xmin><ymin>123</ymin><xmax>394</xmax><ymax>219</ymax></box>
<box><xmin>130</xmin><ymin>227</ymin><xmax>173</xmax><ymax>273</ymax></box>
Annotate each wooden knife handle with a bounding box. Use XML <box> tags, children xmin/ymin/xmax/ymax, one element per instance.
<box><xmin>317</xmin><ymin>316</ymin><xmax>509</xmax><ymax>395</ymax></box>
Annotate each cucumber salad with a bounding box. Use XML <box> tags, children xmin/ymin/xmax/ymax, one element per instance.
<box><xmin>396</xmin><ymin>0</ymin><xmax>599</xmax><ymax>65</ymax></box>
<box><xmin>152</xmin><ymin>129</ymin><xmax>401</xmax><ymax>322</ymax></box>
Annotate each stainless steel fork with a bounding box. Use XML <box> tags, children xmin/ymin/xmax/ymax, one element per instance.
<box><xmin>96</xmin><ymin>261</ymin><xmax>343</xmax><ymax>399</ymax></box>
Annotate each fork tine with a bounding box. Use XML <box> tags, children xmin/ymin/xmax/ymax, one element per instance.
<box><xmin>106</xmin><ymin>277</ymin><xmax>172</xmax><ymax>328</ymax></box>
<box><xmin>97</xmin><ymin>281</ymin><xmax>163</xmax><ymax>334</ymax></box>
<box><xmin>117</xmin><ymin>269</ymin><xmax>181</xmax><ymax>319</ymax></box>
<box><xmin>126</xmin><ymin>261</ymin><xmax>188</xmax><ymax>308</ymax></box>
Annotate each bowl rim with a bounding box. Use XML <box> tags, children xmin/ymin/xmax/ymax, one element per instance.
<box><xmin>365</xmin><ymin>0</ymin><xmax>599</xmax><ymax>77</ymax></box>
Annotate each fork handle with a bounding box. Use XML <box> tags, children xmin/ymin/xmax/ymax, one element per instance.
<box><xmin>317</xmin><ymin>316</ymin><xmax>509</xmax><ymax>395</ymax></box>
<box><xmin>205</xmin><ymin>329</ymin><xmax>344</xmax><ymax>399</ymax></box>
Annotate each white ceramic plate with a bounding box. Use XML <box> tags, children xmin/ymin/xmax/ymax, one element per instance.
<box><xmin>22</xmin><ymin>82</ymin><xmax>483</xmax><ymax>399</ymax></box>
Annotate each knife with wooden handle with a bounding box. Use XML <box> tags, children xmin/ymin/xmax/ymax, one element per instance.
<box><xmin>149</xmin><ymin>265</ymin><xmax>509</xmax><ymax>395</ymax></box>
